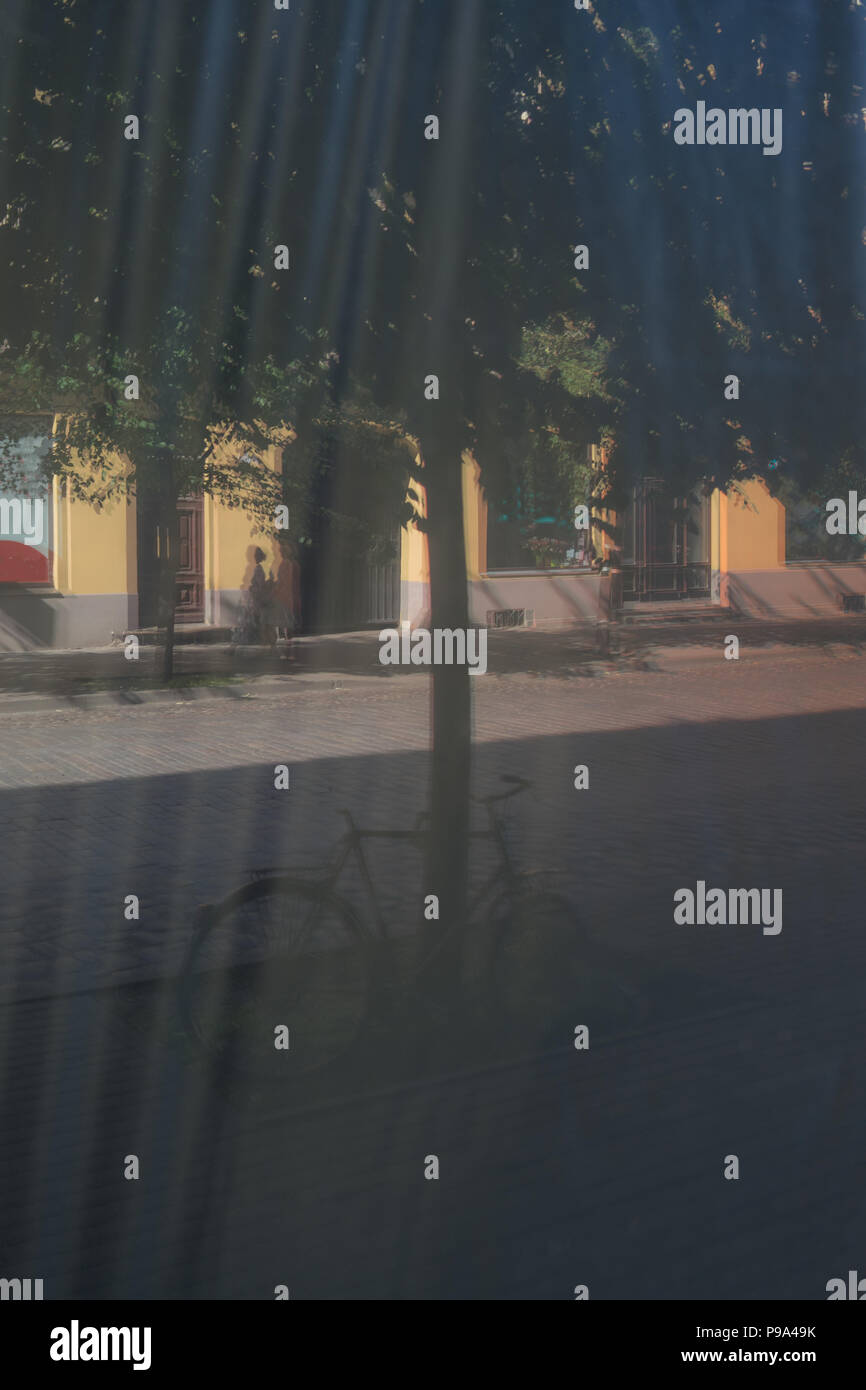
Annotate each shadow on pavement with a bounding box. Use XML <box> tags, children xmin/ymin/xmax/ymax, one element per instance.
<box><xmin>1</xmin><ymin>706</ymin><xmax>866</xmax><ymax>1297</ymax></box>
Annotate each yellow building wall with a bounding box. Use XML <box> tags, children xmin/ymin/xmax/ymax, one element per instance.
<box><xmin>462</xmin><ymin>452</ymin><xmax>486</xmax><ymax>579</ymax></box>
<box><xmin>55</xmin><ymin>486</ymin><xmax>133</xmax><ymax>595</ymax></box>
<box><xmin>205</xmin><ymin>442</ymin><xmax>284</xmax><ymax>594</ymax></box>
<box><xmin>400</xmin><ymin>451</ymin><xmax>487</xmax><ymax>589</ymax></box>
<box><xmin>400</xmin><ymin>449</ymin><xmax>429</xmax><ymax>589</ymax></box>
<box><xmin>52</xmin><ymin>434</ymin><xmax>134</xmax><ymax>597</ymax></box>
<box><xmin>400</xmin><ymin>516</ymin><xmax>429</xmax><ymax>586</ymax></box>
<box><xmin>723</xmin><ymin>477</ymin><xmax>785</xmax><ymax>571</ymax></box>
<box><xmin>711</xmin><ymin>488</ymin><xmax>726</xmax><ymax>581</ymax></box>
<box><xmin>590</xmin><ymin>441</ymin><xmax>616</xmax><ymax>560</ymax></box>
<box><xmin>207</xmin><ymin>494</ymin><xmax>280</xmax><ymax>592</ymax></box>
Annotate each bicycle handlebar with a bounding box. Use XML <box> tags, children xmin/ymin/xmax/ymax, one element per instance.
<box><xmin>471</xmin><ymin>774</ymin><xmax>532</xmax><ymax>805</ymax></box>
<box><xmin>340</xmin><ymin>777</ymin><xmax>529</xmax><ymax>835</ymax></box>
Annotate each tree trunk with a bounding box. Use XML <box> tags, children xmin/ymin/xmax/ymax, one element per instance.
<box><xmin>422</xmin><ymin>439</ymin><xmax>472</xmax><ymax>965</ymax></box>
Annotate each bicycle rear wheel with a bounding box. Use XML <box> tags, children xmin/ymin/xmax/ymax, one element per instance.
<box><xmin>179</xmin><ymin>877</ymin><xmax>369</xmax><ymax>1078</ymax></box>
<box><xmin>488</xmin><ymin>887</ymin><xmax>646</xmax><ymax>1046</ymax></box>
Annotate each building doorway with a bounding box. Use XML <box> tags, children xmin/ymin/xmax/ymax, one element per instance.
<box><xmin>621</xmin><ymin>479</ymin><xmax>710</xmax><ymax>602</ymax></box>
<box><xmin>299</xmin><ymin>522</ymin><xmax>399</xmax><ymax>632</ymax></box>
<box><xmin>296</xmin><ymin>430</ymin><xmax>401</xmax><ymax>631</ymax></box>
<box><xmin>136</xmin><ymin>493</ymin><xmax>205</xmax><ymax>626</ymax></box>
<box><xmin>174</xmin><ymin>495</ymin><xmax>204</xmax><ymax>622</ymax></box>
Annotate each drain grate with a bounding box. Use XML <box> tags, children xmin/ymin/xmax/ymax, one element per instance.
<box><xmin>486</xmin><ymin>608</ymin><xmax>534</xmax><ymax>628</ymax></box>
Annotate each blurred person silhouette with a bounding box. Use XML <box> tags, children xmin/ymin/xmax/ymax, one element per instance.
<box><xmin>235</xmin><ymin>546</ymin><xmax>272</xmax><ymax>644</ymax></box>
<box><xmin>271</xmin><ymin>536</ymin><xmax>302</xmax><ymax>662</ymax></box>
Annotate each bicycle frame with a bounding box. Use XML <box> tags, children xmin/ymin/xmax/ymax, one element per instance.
<box><xmin>293</xmin><ymin>799</ymin><xmax>521</xmax><ymax>947</ymax></box>
<box><xmin>244</xmin><ymin>778</ymin><xmax>531</xmax><ymax>961</ymax></box>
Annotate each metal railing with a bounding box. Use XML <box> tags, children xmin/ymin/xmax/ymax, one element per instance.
<box><xmin>367</xmin><ymin>559</ymin><xmax>399</xmax><ymax>626</ymax></box>
<box><xmin>609</xmin><ymin>568</ymin><xmax>624</xmax><ymax>612</ymax></box>
<box><xmin>621</xmin><ymin>562</ymin><xmax>710</xmax><ymax>602</ymax></box>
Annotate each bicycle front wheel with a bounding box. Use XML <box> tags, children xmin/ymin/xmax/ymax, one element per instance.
<box><xmin>179</xmin><ymin>877</ymin><xmax>369</xmax><ymax>1078</ymax></box>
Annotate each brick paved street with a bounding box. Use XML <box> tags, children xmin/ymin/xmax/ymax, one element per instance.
<box><xmin>1</xmin><ymin>648</ymin><xmax>865</xmax><ymax>1298</ymax></box>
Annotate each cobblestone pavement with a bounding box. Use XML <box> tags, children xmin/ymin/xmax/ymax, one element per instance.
<box><xmin>0</xmin><ymin>649</ymin><xmax>864</xmax><ymax>1298</ymax></box>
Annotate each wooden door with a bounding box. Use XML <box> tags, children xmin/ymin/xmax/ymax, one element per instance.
<box><xmin>175</xmin><ymin>495</ymin><xmax>204</xmax><ymax>622</ymax></box>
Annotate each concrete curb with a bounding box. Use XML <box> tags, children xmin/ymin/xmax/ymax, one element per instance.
<box><xmin>0</xmin><ymin>683</ymin><xmax>258</xmax><ymax>715</ymax></box>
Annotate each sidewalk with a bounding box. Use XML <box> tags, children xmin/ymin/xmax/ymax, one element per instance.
<box><xmin>1</xmin><ymin>613</ymin><xmax>866</xmax><ymax>710</ymax></box>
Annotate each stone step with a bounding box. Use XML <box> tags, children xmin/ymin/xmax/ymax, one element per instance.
<box><xmin>127</xmin><ymin>624</ymin><xmax>234</xmax><ymax>645</ymax></box>
<box><xmin>618</xmin><ymin>601</ymin><xmax>727</xmax><ymax>624</ymax></box>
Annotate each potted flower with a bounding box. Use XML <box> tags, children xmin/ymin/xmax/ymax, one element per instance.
<box><xmin>525</xmin><ymin>533</ymin><xmax>570</xmax><ymax>569</ymax></box>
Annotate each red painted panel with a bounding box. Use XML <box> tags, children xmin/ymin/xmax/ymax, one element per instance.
<box><xmin>0</xmin><ymin>540</ymin><xmax>53</xmax><ymax>584</ymax></box>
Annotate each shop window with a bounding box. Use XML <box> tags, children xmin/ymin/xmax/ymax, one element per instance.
<box><xmin>486</xmin><ymin>514</ymin><xmax>591</xmax><ymax>571</ymax></box>
<box><xmin>0</xmin><ymin>417</ymin><xmax>54</xmax><ymax>585</ymax></box>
